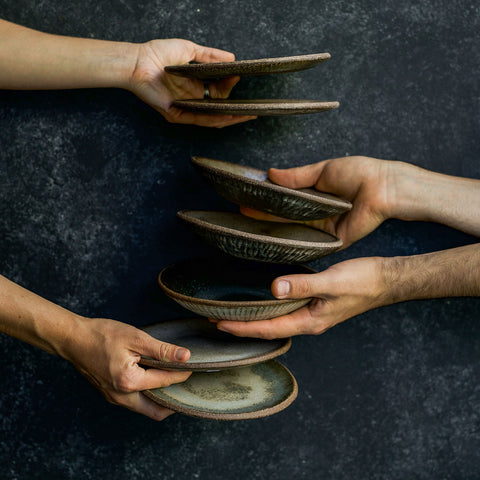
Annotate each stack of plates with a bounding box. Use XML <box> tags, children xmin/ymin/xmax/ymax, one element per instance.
<box><xmin>166</xmin><ymin>53</ymin><xmax>339</xmax><ymax>116</ymax></box>
<box><xmin>142</xmin><ymin>155</ymin><xmax>350</xmax><ymax>420</ymax></box>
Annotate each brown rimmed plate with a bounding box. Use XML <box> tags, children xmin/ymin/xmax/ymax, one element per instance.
<box><xmin>142</xmin><ymin>360</ymin><xmax>298</xmax><ymax>420</ymax></box>
<box><xmin>172</xmin><ymin>99</ymin><xmax>339</xmax><ymax>116</ymax></box>
<box><xmin>192</xmin><ymin>156</ymin><xmax>352</xmax><ymax>221</ymax></box>
<box><xmin>177</xmin><ymin>210</ymin><xmax>342</xmax><ymax>263</ymax></box>
<box><xmin>165</xmin><ymin>53</ymin><xmax>330</xmax><ymax>79</ymax></box>
<box><xmin>158</xmin><ymin>257</ymin><xmax>314</xmax><ymax>321</ymax></box>
<box><xmin>139</xmin><ymin>318</ymin><xmax>291</xmax><ymax>371</ymax></box>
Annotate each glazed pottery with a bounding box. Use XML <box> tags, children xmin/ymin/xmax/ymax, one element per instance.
<box><xmin>143</xmin><ymin>360</ymin><xmax>298</xmax><ymax>420</ymax></box>
<box><xmin>165</xmin><ymin>53</ymin><xmax>330</xmax><ymax>80</ymax></box>
<box><xmin>191</xmin><ymin>156</ymin><xmax>351</xmax><ymax>221</ymax></box>
<box><xmin>172</xmin><ymin>99</ymin><xmax>339</xmax><ymax>116</ymax></box>
<box><xmin>177</xmin><ymin>210</ymin><xmax>342</xmax><ymax>263</ymax></box>
<box><xmin>158</xmin><ymin>257</ymin><xmax>313</xmax><ymax>321</ymax></box>
<box><xmin>140</xmin><ymin>318</ymin><xmax>291</xmax><ymax>371</ymax></box>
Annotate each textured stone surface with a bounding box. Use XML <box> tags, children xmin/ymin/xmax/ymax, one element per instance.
<box><xmin>0</xmin><ymin>0</ymin><xmax>479</xmax><ymax>478</ymax></box>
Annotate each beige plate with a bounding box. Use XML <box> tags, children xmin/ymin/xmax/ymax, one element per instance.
<box><xmin>172</xmin><ymin>99</ymin><xmax>339</xmax><ymax>116</ymax></box>
<box><xmin>139</xmin><ymin>318</ymin><xmax>291</xmax><ymax>371</ymax></box>
<box><xmin>143</xmin><ymin>360</ymin><xmax>298</xmax><ymax>420</ymax></box>
<box><xmin>165</xmin><ymin>53</ymin><xmax>330</xmax><ymax>79</ymax></box>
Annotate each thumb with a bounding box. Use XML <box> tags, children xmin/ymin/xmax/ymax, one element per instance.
<box><xmin>272</xmin><ymin>273</ymin><xmax>328</xmax><ymax>300</ymax></box>
<box><xmin>193</xmin><ymin>45</ymin><xmax>235</xmax><ymax>63</ymax></box>
<box><xmin>268</xmin><ymin>161</ymin><xmax>329</xmax><ymax>189</ymax></box>
<box><xmin>138</xmin><ymin>332</ymin><xmax>190</xmax><ymax>363</ymax></box>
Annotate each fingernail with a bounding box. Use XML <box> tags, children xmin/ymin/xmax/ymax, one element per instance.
<box><xmin>174</xmin><ymin>348</ymin><xmax>189</xmax><ymax>362</ymax></box>
<box><xmin>217</xmin><ymin>324</ymin><xmax>231</xmax><ymax>333</ymax></box>
<box><xmin>276</xmin><ymin>280</ymin><xmax>291</xmax><ymax>298</ymax></box>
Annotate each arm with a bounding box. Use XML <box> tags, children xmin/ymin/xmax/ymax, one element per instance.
<box><xmin>217</xmin><ymin>157</ymin><xmax>480</xmax><ymax>338</ymax></box>
<box><xmin>0</xmin><ymin>274</ymin><xmax>191</xmax><ymax>420</ymax></box>
<box><xmin>0</xmin><ymin>19</ymin><xmax>254</xmax><ymax>127</ymax></box>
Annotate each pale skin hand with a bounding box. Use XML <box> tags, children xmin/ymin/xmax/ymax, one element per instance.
<box><xmin>0</xmin><ymin>274</ymin><xmax>191</xmax><ymax>420</ymax></box>
<box><xmin>216</xmin><ymin>157</ymin><xmax>480</xmax><ymax>339</ymax></box>
<box><xmin>0</xmin><ymin>19</ymin><xmax>255</xmax><ymax>127</ymax></box>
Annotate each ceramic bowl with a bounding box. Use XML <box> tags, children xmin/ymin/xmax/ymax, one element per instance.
<box><xmin>164</xmin><ymin>53</ymin><xmax>331</xmax><ymax>79</ymax></box>
<box><xmin>172</xmin><ymin>99</ymin><xmax>339</xmax><ymax>116</ymax></box>
<box><xmin>158</xmin><ymin>257</ymin><xmax>314</xmax><ymax>321</ymax></box>
<box><xmin>192</xmin><ymin>156</ymin><xmax>351</xmax><ymax>221</ymax></box>
<box><xmin>140</xmin><ymin>318</ymin><xmax>291</xmax><ymax>371</ymax></box>
<box><xmin>177</xmin><ymin>210</ymin><xmax>342</xmax><ymax>264</ymax></box>
<box><xmin>143</xmin><ymin>360</ymin><xmax>298</xmax><ymax>420</ymax></box>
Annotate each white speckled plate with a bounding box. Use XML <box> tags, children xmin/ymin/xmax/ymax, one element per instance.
<box><xmin>142</xmin><ymin>360</ymin><xmax>298</xmax><ymax>420</ymax></box>
<box><xmin>139</xmin><ymin>318</ymin><xmax>291</xmax><ymax>371</ymax></box>
<box><xmin>164</xmin><ymin>53</ymin><xmax>331</xmax><ymax>79</ymax></box>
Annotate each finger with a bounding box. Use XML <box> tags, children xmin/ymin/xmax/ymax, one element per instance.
<box><xmin>217</xmin><ymin>306</ymin><xmax>315</xmax><ymax>339</ymax></box>
<box><xmin>138</xmin><ymin>333</ymin><xmax>190</xmax><ymax>363</ymax></box>
<box><xmin>268</xmin><ymin>161</ymin><xmax>330</xmax><ymax>189</ymax></box>
<box><xmin>119</xmin><ymin>391</ymin><xmax>176</xmax><ymax>421</ymax></box>
<box><xmin>134</xmin><ymin>367</ymin><xmax>192</xmax><ymax>391</ymax></box>
<box><xmin>209</xmin><ymin>76</ymin><xmax>240</xmax><ymax>99</ymax></box>
<box><xmin>164</xmin><ymin>108</ymin><xmax>255</xmax><ymax>128</ymax></box>
<box><xmin>193</xmin><ymin>45</ymin><xmax>235</xmax><ymax>63</ymax></box>
<box><xmin>271</xmin><ymin>272</ymin><xmax>330</xmax><ymax>300</ymax></box>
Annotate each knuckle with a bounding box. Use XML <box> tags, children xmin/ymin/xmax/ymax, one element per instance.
<box><xmin>157</xmin><ymin>342</ymin><xmax>175</xmax><ymax>362</ymax></box>
<box><xmin>114</xmin><ymin>373</ymin><xmax>137</xmax><ymax>394</ymax></box>
<box><xmin>293</xmin><ymin>276</ymin><xmax>312</xmax><ymax>298</ymax></box>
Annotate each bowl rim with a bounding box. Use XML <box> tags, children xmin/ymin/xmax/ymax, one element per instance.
<box><xmin>177</xmin><ymin>210</ymin><xmax>343</xmax><ymax>250</ymax></box>
<box><xmin>158</xmin><ymin>258</ymin><xmax>315</xmax><ymax>308</ymax></box>
<box><xmin>191</xmin><ymin>156</ymin><xmax>352</xmax><ymax>211</ymax></box>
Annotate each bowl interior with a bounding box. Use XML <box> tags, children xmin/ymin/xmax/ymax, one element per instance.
<box><xmin>182</xmin><ymin>211</ymin><xmax>339</xmax><ymax>244</ymax></box>
<box><xmin>160</xmin><ymin>258</ymin><xmax>313</xmax><ymax>302</ymax></box>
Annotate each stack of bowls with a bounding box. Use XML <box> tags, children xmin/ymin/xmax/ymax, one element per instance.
<box><xmin>141</xmin><ymin>157</ymin><xmax>351</xmax><ymax>420</ymax></box>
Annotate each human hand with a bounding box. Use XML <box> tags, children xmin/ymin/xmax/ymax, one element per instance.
<box><xmin>216</xmin><ymin>256</ymin><xmax>386</xmax><ymax>339</ymax></box>
<box><xmin>128</xmin><ymin>38</ymin><xmax>256</xmax><ymax>127</ymax></box>
<box><xmin>241</xmin><ymin>156</ymin><xmax>409</xmax><ymax>248</ymax></box>
<box><xmin>61</xmin><ymin>317</ymin><xmax>192</xmax><ymax>420</ymax></box>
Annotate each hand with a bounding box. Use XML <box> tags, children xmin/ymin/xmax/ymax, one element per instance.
<box><xmin>216</xmin><ymin>257</ymin><xmax>386</xmax><ymax>339</ymax></box>
<box><xmin>241</xmin><ymin>156</ymin><xmax>403</xmax><ymax>248</ymax></box>
<box><xmin>129</xmin><ymin>39</ymin><xmax>256</xmax><ymax>127</ymax></box>
<box><xmin>62</xmin><ymin>317</ymin><xmax>192</xmax><ymax>420</ymax></box>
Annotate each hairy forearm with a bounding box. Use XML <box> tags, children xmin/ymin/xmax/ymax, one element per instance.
<box><xmin>382</xmin><ymin>243</ymin><xmax>480</xmax><ymax>305</ymax></box>
<box><xmin>0</xmin><ymin>274</ymin><xmax>81</xmax><ymax>355</ymax></box>
<box><xmin>0</xmin><ymin>19</ymin><xmax>137</xmax><ymax>90</ymax></box>
<box><xmin>387</xmin><ymin>162</ymin><xmax>480</xmax><ymax>236</ymax></box>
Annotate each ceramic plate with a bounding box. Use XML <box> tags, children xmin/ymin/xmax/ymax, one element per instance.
<box><xmin>158</xmin><ymin>257</ymin><xmax>314</xmax><ymax>321</ymax></box>
<box><xmin>192</xmin><ymin>156</ymin><xmax>352</xmax><ymax>221</ymax></box>
<box><xmin>165</xmin><ymin>53</ymin><xmax>330</xmax><ymax>79</ymax></box>
<box><xmin>143</xmin><ymin>360</ymin><xmax>298</xmax><ymax>420</ymax></box>
<box><xmin>172</xmin><ymin>99</ymin><xmax>339</xmax><ymax>116</ymax></box>
<box><xmin>177</xmin><ymin>210</ymin><xmax>342</xmax><ymax>264</ymax></box>
<box><xmin>140</xmin><ymin>318</ymin><xmax>291</xmax><ymax>371</ymax></box>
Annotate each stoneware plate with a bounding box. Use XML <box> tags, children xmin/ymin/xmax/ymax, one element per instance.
<box><xmin>139</xmin><ymin>318</ymin><xmax>291</xmax><ymax>371</ymax></box>
<box><xmin>192</xmin><ymin>156</ymin><xmax>352</xmax><ymax>221</ymax></box>
<box><xmin>164</xmin><ymin>53</ymin><xmax>330</xmax><ymax>79</ymax></box>
<box><xmin>177</xmin><ymin>210</ymin><xmax>342</xmax><ymax>264</ymax></box>
<box><xmin>158</xmin><ymin>257</ymin><xmax>314</xmax><ymax>321</ymax></box>
<box><xmin>172</xmin><ymin>99</ymin><xmax>339</xmax><ymax>116</ymax></box>
<box><xmin>142</xmin><ymin>360</ymin><xmax>298</xmax><ymax>420</ymax></box>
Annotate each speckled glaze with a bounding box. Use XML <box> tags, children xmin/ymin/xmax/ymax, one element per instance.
<box><xmin>139</xmin><ymin>318</ymin><xmax>291</xmax><ymax>371</ymax></box>
<box><xmin>158</xmin><ymin>258</ymin><xmax>314</xmax><ymax>321</ymax></box>
<box><xmin>177</xmin><ymin>210</ymin><xmax>342</xmax><ymax>264</ymax></box>
<box><xmin>192</xmin><ymin>156</ymin><xmax>351</xmax><ymax>221</ymax></box>
<box><xmin>172</xmin><ymin>99</ymin><xmax>339</xmax><ymax>116</ymax></box>
<box><xmin>142</xmin><ymin>360</ymin><xmax>298</xmax><ymax>420</ymax></box>
<box><xmin>164</xmin><ymin>53</ymin><xmax>331</xmax><ymax>79</ymax></box>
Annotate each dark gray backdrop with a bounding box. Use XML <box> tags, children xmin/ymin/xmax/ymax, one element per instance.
<box><xmin>1</xmin><ymin>1</ymin><xmax>479</xmax><ymax>479</ymax></box>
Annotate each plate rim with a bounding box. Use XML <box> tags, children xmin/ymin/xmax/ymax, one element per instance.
<box><xmin>191</xmin><ymin>156</ymin><xmax>352</xmax><ymax>212</ymax></box>
<box><xmin>139</xmin><ymin>319</ymin><xmax>292</xmax><ymax>370</ymax></box>
<box><xmin>158</xmin><ymin>259</ymin><xmax>315</xmax><ymax>308</ymax></box>
<box><xmin>177</xmin><ymin>210</ymin><xmax>343</xmax><ymax>249</ymax></box>
<box><xmin>142</xmin><ymin>359</ymin><xmax>298</xmax><ymax>420</ymax></box>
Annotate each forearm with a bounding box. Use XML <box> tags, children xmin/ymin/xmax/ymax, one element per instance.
<box><xmin>381</xmin><ymin>243</ymin><xmax>480</xmax><ymax>305</ymax></box>
<box><xmin>0</xmin><ymin>274</ymin><xmax>81</xmax><ymax>355</ymax></box>
<box><xmin>0</xmin><ymin>19</ymin><xmax>137</xmax><ymax>90</ymax></box>
<box><xmin>387</xmin><ymin>161</ymin><xmax>480</xmax><ymax>236</ymax></box>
